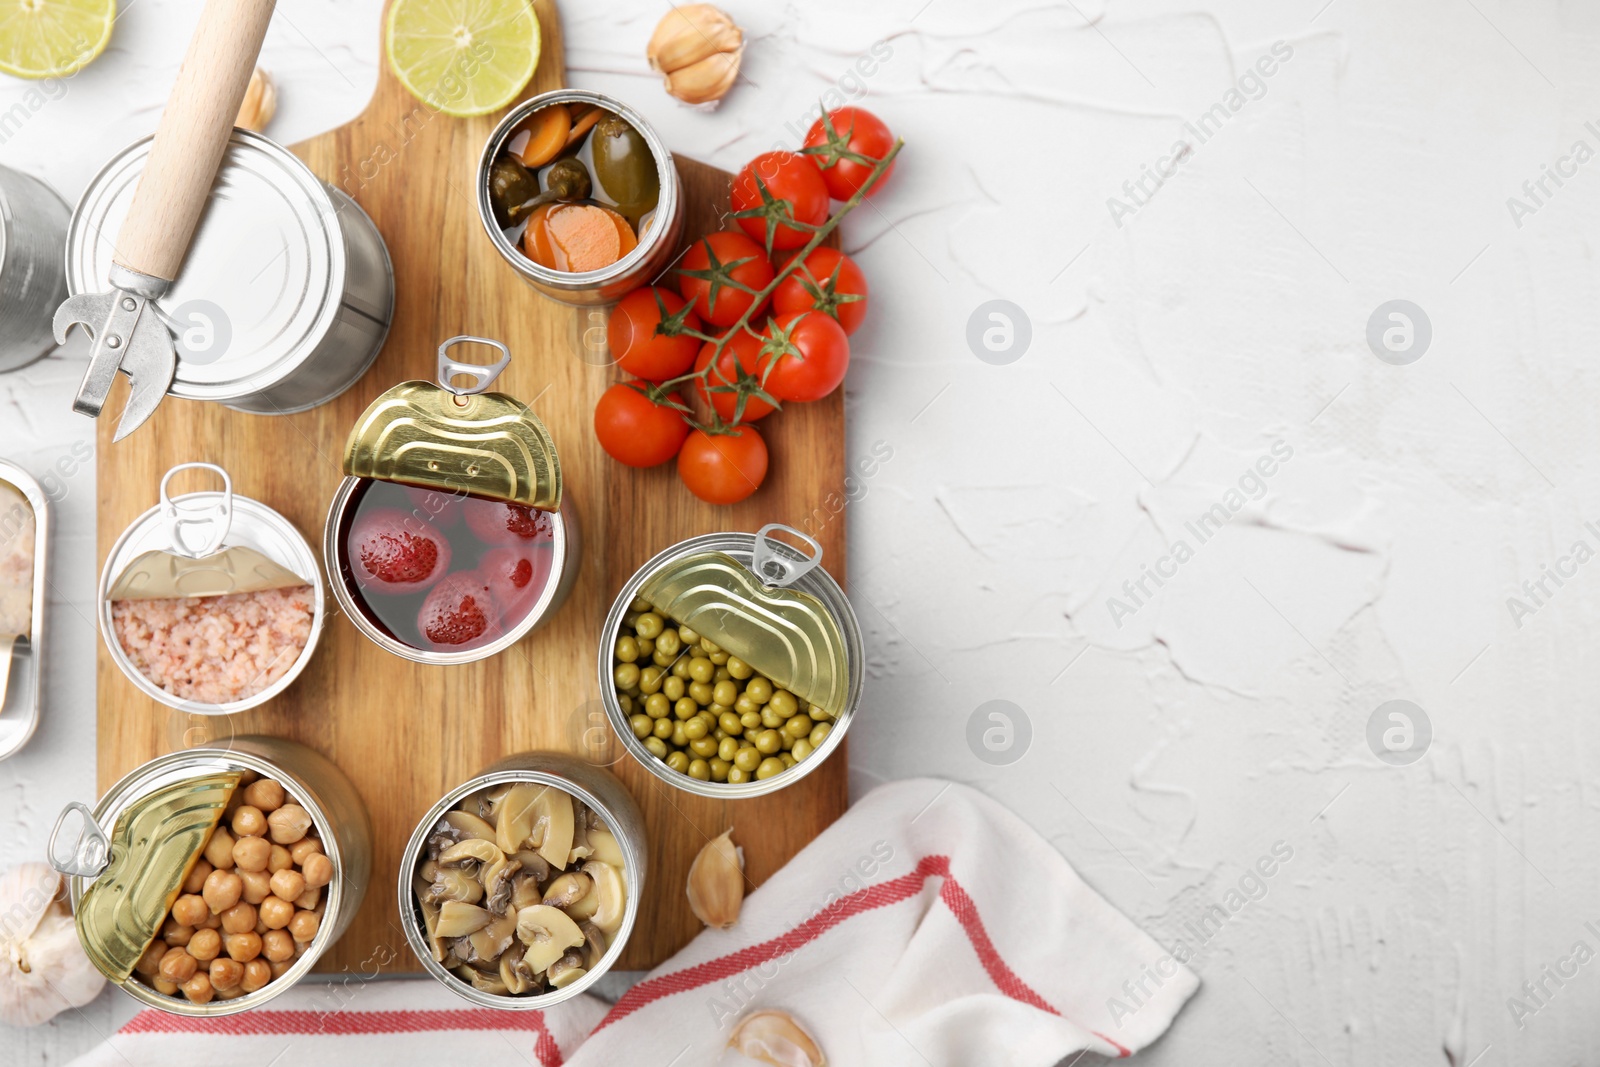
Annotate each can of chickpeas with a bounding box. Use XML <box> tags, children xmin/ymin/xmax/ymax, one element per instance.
<box><xmin>599</xmin><ymin>524</ymin><xmax>864</xmax><ymax>799</ymax></box>
<box><xmin>47</xmin><ymin>737</ymin><xmax>372</xmax><ymax>1016</ymax></box>
<box><xmin>398</xmin><ymin>752</ymin><xmax>645</xmax><ymax>1008</ymax></box>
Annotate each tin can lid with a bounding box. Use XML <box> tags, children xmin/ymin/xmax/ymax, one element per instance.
<box><xmin>343</xmin><ymin>336</ymin><xmax>563</xmax><ymax>510</ymax></box>
<box><xmin>638</xmin><ymin>525</ymin><xmax>850</xmax><ymax>715</ymax></box>
<box><xmin>65</xmin><ymin>130</ymin><xmax>347</xmax><ymax>405</ymax></box>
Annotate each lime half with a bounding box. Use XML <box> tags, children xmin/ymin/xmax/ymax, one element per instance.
<box><xmin>387</xmin><ymin>0</ymin><xmax>540</xmax><ymax>118</ymax></box>
<box><xmin>0</xmin><ymin>0</ymin><xmax>115</xmax><ymax>80</ymax></box>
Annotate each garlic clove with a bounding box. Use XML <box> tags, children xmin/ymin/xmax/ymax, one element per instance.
<box><xmin>665</xmin><ymin>53</ymin><xmax>741</xmax><ymax>107</ymax></box>
<box><xmin>0</xmin><ymin>863</ymin><xmax>105</xmax><ymax>1028</ymax></box>
<box><xmin>646</xmin><ymin>4</ymin><xmax>743</xmax><ymax>105</ymax></box>
<box><xmin>235</xmin><ymin>67</ymin><xmax>276</xmax><ymax>133</ymax></box>
<box><xmin>728</xmin><ymin>1010</ymin><xmax>827</xmax><ymax>1067</ymax></box>
<box><xmin>686</xmin><ymin>828</ymin><xmax>744</xmax><ymax>929</ymax></box>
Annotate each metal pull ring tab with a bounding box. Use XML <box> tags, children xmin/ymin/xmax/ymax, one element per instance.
<box><xmin>750</xmin><ymin>523</ymin><xmax>824</xmax><ymax>589</ymax></box>
<box><xmin>49</xmin><ymin>801</ymin><xmax>111</xmax><ymax>879</ymax></box>
<box><xmin>160</xmin><ymin>462</ymin><xmax>233</xmax><ymax>559</ymax></box>
<box><xmin>438</xmin><ymin>336</ymin><xmax>513</xmax><ymax>396</ymax></box>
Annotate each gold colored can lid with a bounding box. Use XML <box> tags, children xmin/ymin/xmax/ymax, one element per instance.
<box><xmin>58</xmin><ymin>771</ymin><xmax>239</xmax><ymax>983</ymax></box>
<box><xmin>343</xmin><ymin>337</ymin><xmax>562</xmax><ymax>510</ymax></box>
<box><xmin>639</xmin><ymin>525</ymin><xmax>849</xmax><ymax>716</ymax></box>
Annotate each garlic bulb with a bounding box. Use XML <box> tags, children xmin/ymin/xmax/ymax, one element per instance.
<box><xmin>0</xmin><ymin>863</ymin><xmax>105</xmax><ymax>1026</ymax></box>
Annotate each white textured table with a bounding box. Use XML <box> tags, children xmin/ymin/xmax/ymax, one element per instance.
<box><xmin>2</xmin><ymin>0</ymin><xmax>1587</xmax><ymax>1063</ymax></box>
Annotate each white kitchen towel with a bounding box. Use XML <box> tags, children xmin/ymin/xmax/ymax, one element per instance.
<box><xmin>68</xmin><ymin>778</ymin><xmax>1197</xmax><ymax>1066</ymax></box>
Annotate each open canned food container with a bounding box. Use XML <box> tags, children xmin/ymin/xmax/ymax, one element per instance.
<box><xmin>478</xmin><ymin>90</ymin><xmax>684</xmax><ymax>306</ymax></box>
<box><xmin>48</xmin><ymin>737</ymin><xmax>372</xmax><ymax>1015</ymax></box>
<box><xmin>99</xmin><ymin>463</ymin><xmax>325</xmax><ymax>715</ymax></box>
<box><xmin>0</xmin><ymin>165</ymin><xmax>70</xmax><ymax>373</ymax></box>
<box><xmin>399</xmin><ymin>753</ymin><xmax>645</xmax><ymax>1007</ymax></box>
<box><xmin>65</xmin><ymin>129</ymin><xmax>393</xmax><ymax>415</ymax></box>
<box><xmin>600</xmin><ymin>525</ymin><xmax>863</xmax><ymax>798</ymax></box>
<box><xmin>324</xmin><ymin>336</ymin><xmax>579</xmax><ymax>664</ymax></box>
<box><xmin>0</xmin><ymin>460</ymin><xmax>47</xmax><ymax>759</ymax></box>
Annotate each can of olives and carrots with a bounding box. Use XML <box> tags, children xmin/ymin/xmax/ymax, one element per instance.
<box><xmin>0</xmin><ymin>164</ymin><xmax>70</xmax><ymax>373</ymax></box>
<box><xmin>398</xmin><ymin>752</ymin><xmax>646</xmax><ymax>1008</ymax></box>
<box><xmin>599</xmin><ymin>525</ymin><xmax>864</xmax><ymax>800</ymax></box>
<box><xmin>477</xmin><ymin>90</ymin><xmax>684</xmax><ymax>306</ymax></box>
<box><xmin>66</xmin><ymin>129</ymin><xmax>394</xmax><ymax>414</ymax></box>
<box><xmin>98</xmin><ymin>463</ymin><xmax>326</xmax><ymax>716</ymax></box>
<box><xmin>47</xmin><ymin>737</ymin><xmax>373</xmax><ymax>1017</ymax></box>
<box><xmin>323</xmin><ymin>336</ymin><xmax>580</xmax><ymax>664</ymax></box>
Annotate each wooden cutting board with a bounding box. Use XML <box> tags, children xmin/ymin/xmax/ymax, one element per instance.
<box><xmin>94</xmin><ymin>0</ymin><xmax>847</xmax><ymax>973</ymax></box>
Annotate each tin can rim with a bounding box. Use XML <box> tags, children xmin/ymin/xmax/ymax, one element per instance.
<box><xmin>0</xmin><ymin>460</ymin><xmax>48</xmax><ymax>760</ymax></box>
<box><xmin>67</xmin><ymin>744</ymin><xmax>350</xmax><ymax>1017</ymax></box>
<box><xmin>396</xmin><ymin>765</ymin><xmax>644</xmax><ymax>1009</ymax></box>
<box><xmin>476</xmin><ymin>90</ymin><xmax>679</xmax><ymax>293</ymax></box>
<box><xmin>322</xmin><ymin>475</ymin><xmax>572</xmax><ymax>665</ymax></box>
<box><xmin>597</xmin><ymin>532</ymin><xmax>864</xmax><ymax>800</ymax></box>
<box><xmin>97</xmin><ymin>490</ymin><xmax>326</xmax><ymax>716</ymax></box>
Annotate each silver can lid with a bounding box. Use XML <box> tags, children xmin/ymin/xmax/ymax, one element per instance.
<box><xmin>66</xmin><ymin>130</ymin><xmax>346</xmax><ymax>405</ymax></box>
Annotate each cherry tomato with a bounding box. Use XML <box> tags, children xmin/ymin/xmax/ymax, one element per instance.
<box><xmin>730</xmin><ymin>151</ymin><xmax>830</xmax><ymax>251</ymax></box>
<box><xmin>678</xmin><ymin>232</ymin><xmax>773</xmax><ymax>328</ymax></box>
<box><xmin>757</xmin><ymin>311</ymin><xmax>850</xmax><ymax>403</ymax></box>
<box><xmin>773</xmin><ymin>247</ymin><xmax>869</xmax><ymax>335</ymax></box>
<box><xmin>694</xmin><ymin>331</ymin><xmax>776</xmax><ymax>422</ymax></box>
<box><xmin>678</xmin><ymin>425</ymin><xmax>769</xmax><ymax>505</ymax></box>
<box><xmin>593</xmin><ymin>381</ymin><xmax>689</xmax><ymax>468</ymax></box>
<box><xmin>803</xmin><ymin>107</ymin><xmax>896</xmax><ymax>201</ymax></box>
<box><xmin>608</xmin><ymin>287</ymin><xmax>702</xmax><ymax>381</ymax></box>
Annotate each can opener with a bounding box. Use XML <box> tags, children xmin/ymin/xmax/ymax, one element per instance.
<box><xmin>53</xmin><ymin>0</ymin><xmax>276</xmax><ymax>441</ymax></box>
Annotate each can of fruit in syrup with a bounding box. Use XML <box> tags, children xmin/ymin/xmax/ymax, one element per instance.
<box><xmin>598</xmin><ymin>525</ymin><xmax>864</xmax><ymax>799</ymax></box>
<box><xmin>0</xmin><ymin>165</ymin><xmax>70</xmax><ymax>373</ymax></box>
<box><xmin>477</xmin><ymin>90</ymin><xmax>683</xmax><ymax>306</ymax></box>
<box><xmin>47</xmin><ymin>736</ymin><xmax>373</xmax><ymax>1017</ymax></box>
<box><xmin>98</xmin><ymin>463</ymin><xmax>326</xmax><ymax>715</ymax></box>
<box><xmin>323</xmin><ymin>336</ymin><xmax>580</xmax><ymax>664</ymax></box>
<box><xmin>65</xmin><ymin>129</ymin><xmax>393</xmax><ymax>414</ymax></box>
<box><xmin>397</xmin><ymin>752</ymin><xmax>645</xmax><ymax>1008</ymax></box>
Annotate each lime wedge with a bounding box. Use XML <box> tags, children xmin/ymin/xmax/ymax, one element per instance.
<box><xmin>386</xmin><ymin>0</ymin><xmax>541</xmax><ymax>118</ymax></box>
<box><xmin>0</xmin><ymin>0</ymin><xmax>115</xmax><ymax>80</ymax></box>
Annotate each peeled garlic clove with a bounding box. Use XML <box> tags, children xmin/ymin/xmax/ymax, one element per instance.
<box><xmin>728</xmin><ymin>1010</ymin><xmax>826</xmax><ymax>1067</ymax></box>
<box><xmin>0</xmin><ymin>864</ymin><xmax>105</xmax><ymax>1027</ymax></box>
<box><xmin>646</xmin><ymin>4</ymin><xmax>743</xmax><ymax>105</ymax></box>
<box><xmin>686</xmin><ymin>829</ymin><xmax>744</xmax><ymax>930</ymax></box>
<box><xmin>234</xmin><ymin>67</ymin><xmax>276</xmax><ymax>132</ymax></box>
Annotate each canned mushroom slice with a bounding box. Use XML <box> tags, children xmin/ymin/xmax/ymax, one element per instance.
<box><xmin>98</xmin><ymin>463</ymin><xmax>325</xmax><ymax>715</ymax></box>
<box><xmin>324</xmin><ymin>336</ymin><xmax>579</xmax><ymax>664</ymax></box>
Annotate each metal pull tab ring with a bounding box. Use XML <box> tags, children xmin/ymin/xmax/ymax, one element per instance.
<box><xmin>161</xmin><ymin>462</ymin><xmax>233</xmax><ymax>559</ymax></box>
<box><xmin>750</xmin><ymin>524</ymin><xmax>824</xmax><ymax>588</ymax></box>
<box><xmin>49</xmin><ymin>801</ymin><xmax>111</xmax><ymax>879</ymax></box>
<box><xmin>438</xmin><ymin>336</ymin><xmax>513</xmax><ymax>396</ymax></box>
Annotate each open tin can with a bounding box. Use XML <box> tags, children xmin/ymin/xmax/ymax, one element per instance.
<box><xmin>599</xmin><ymin>525</ymin><xmax>864</xmax><ymax>799</ymax></box>
<box><xmin>99</xmin><ymin>463</ymin><xmax>325</xmax><ymax>715</ymax></box>
<box><xmin>0</xmin><ymin>165</ymin><xmax>70</xmax><ymax>373</ymax></box>
<box><xmin>48</xmin><ymin>736</ymin><xmax>372</xmax><ymax>1016</ymax></box>
<box><xmin>398</xmin><ymin>752</ymin><xmax>645</xmax><ymax>1008</ymax></box>
<box><xmin>0</xmin><ymin>460</ymin><xmax>48</xmax><ymax>759</ymax></box>
<box><xmin>477</xmin><ymin>90</ymin><xmax>683</xmax><ymax>306</ymax></box>
<box><xmin>66</xmin><ymin>129</ymin><xmax>393</xmax><ymax>414</ymax></box>
<box><xmin>324</xmin><ymin>336</ymin><xmax>579</xmax><ymax>664</ymax></box>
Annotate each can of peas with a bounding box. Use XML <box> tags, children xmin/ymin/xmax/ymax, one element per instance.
<box><xmin>599</xmin><ymin>525</ymin><xmax>863</xmax><ymax>799</ymax></box>
<box><xmin>47</xmin><ymin>737</ymin><xmax>373</xmax><ymax>1016</ymax></box>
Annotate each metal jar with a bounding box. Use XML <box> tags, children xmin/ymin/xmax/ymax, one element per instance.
<box><xmin>599</xmin><ymin>526</ymin><xmax>865</xmax><ymax>799</ymax></box>
<box><xmin>0</xmin><ymin>460</ymin><xmax>47</xmax><ymax>759</ymax></box>
<box><xmin>0</xmin><ymin>165</ymin><xmax>70</xmax><ymax>373</ymax></box>
<box><xmin>477</xmin><ymin>90</ymin><xmax>683</xmax><ymax>306</ymax></box>
<box><xmin>99</xmin><ymin>463</ymin><xmax>326</xmax><ymax>715</ymax></box>
<box><xmin>65</xmin><ymin>129</ymin><xmax>393</xmax><ymax>414</ymax></box>
<box><xmin>398</xmin><ymin>752</ymin><xmax>646</xmax><ymax>1008</ymax></box>
<box><xmin>49</xmin><ymin>736</ymin><xmax>373</xmax><ymax>1017</ymax></box>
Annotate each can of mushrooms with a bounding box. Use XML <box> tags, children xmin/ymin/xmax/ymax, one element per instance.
<box><xmin>599</xmin><ymin>524</ymin><xmax>864</xmax><ymax>799</ymax></box>
<box><xmin>48</xmin><ymin>737</ymin><xmax>373</xmax><ymax>1016</ymax></box>
<box><xmin>398</xmin><ymin>752</ymin><xmax>645</xmax><ymax>1008</ymax></box>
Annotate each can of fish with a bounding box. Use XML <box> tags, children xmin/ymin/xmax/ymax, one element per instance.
<box><xmin>48</xmin><ymin>736</ymin><xmax>373</xmax><ymax>1016</ymax></box>
<box><xmin>398</xmin><ymin>752</ymin><xmax>645</xmax><ymax>1008</ymax></box>
<box><xmin>0</xmin><ymin>165</ymin><xmax>70</xmax><ymax>373</ymax></box>
<box><xmin>99</xmin><ymin>463</ymin><xmax>325</xmax><ymax>715</ymax></box>
<box><xmin>324</xmin><ymin>336</ymin><xmax>579</xmax><ymax>664</ymax></box>
<box><xmin>477</xmin><ymin>90</ymin><xmax>683</xmax><ymax>306</ymax></box>
<box><xmin>65</xmin><ymin>129</ymin><xmax>393</xmax><ymax>414</ymax></box>
<box><xmin>599</xmin><ymin>524</ymin><xmax>864</xmax><ymax>799</ymax></box>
